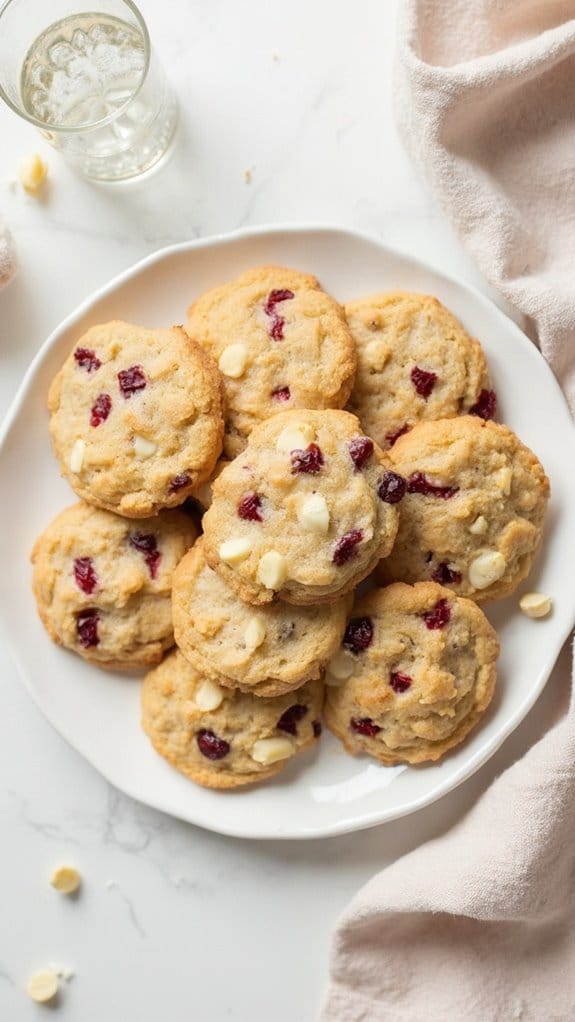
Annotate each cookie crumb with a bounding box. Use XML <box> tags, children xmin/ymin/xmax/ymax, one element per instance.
<box><xmin>48</xmin><ymin>962</ymin><xmax>75</xmax><ymax>982</ymax></box>
<box><xmin>27</xmin><ymin>968</ymin><xmax>59</xmax><ymax>1003</ymax></box>
<box><xmin>50</xmin><ymin>864</ymin><xmax>81</xmax><ymax>895</ymax></box>
<box><xmin>19</xmin><ymin>153</ymin><xmax>48</xmax><ymax>194</ymax></box>
<box><xmin>243</xmin><ymin>166</ymin><xmax>255</xmax><ymax>184</ymax></box>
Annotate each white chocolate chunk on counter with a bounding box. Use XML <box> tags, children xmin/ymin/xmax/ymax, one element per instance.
<box><xmin>195</xmin><ymin>679</ymin><xmax>225</xmax><ymax>711</ymax></box>
<box><xmin>218</xmin><ymin>343</ymin><xmax>248</xmax><ymax>378</ymax></box>
<box><xmin>519</xmin><ymin>592</ymin><xmax>552</xmax><ymax>619</ymax></box>
<box><xmin>19</xmin><ymin>153</ymin><xmax>48</xmax><ymax>193</ymax></box>
<box><xmin>50</xmin><ymin>864</ymin><xmax>81</xmax><ymax>895</ymax></box>
<box><xmin>27</xmin><ymin>969</ymin><xmax>59</xmax><ymax>1003</ymax></box>
<box><xmin>69</xmin><ymin>438</ymin><xmax>85</xmax><ymax>473</ymax></box>
<box><xmin>251</xmin><ymin>737</ymin><xmax>294</xmax><ymax>765</ymax></box>
<box><xmin>298</xmin><ymin>493</ymin><xmax>330</xmax><ymax>534</ymax></box>
<box><xmin>244</xmin><ymin>616</ymin><xmax>267</xmax><ymax>651</ymax></box>
<box><xmin>468</xmin><ymin>550</ymin><xmax>506</xmax><ymax>590</ymax></box>
<box><xmin>276</xmin><ymin>422</ymin><xmax>315</xmax><ymax>453</ymax></box>
<box><xmin>257</xmin><ymin>550</ymin><xmax>288</xmax><ymax>589</ymax></box>
<box><xmin>134</xmin><ymin>434</ymin><xmax>157</xmax><ymax>460</ymax></box>
<box><xmin>219</xmin><ymin>537</ymin><xmax>252</xmax><ymax>564</ymax></box>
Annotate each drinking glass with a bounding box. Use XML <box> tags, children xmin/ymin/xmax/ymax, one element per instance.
<box><xmin>0</xmin><ymin>0</ymin><xmax>178</xmax><ymax>181</ymax></box>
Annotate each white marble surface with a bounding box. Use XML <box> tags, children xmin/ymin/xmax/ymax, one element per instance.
<box><xmin>0</xmin><ymin>1</ymin><xmax>569</xmax><ymax>1018</ymax></box>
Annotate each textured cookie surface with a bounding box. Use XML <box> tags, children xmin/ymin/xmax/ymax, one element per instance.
<box><xmin>172</xmin><ymin>539</ymin><xmax>349</xmax><ymax>696</ymax></box>
<box><xmin>141</xmin><ymin>649</ymin><xmax>324</xmax><ymax>789</ymax></box>
<box><xmin>325</xmin><ymin>582</ymin><xmax>499</xmax><ymax>765</ymax></box>
<box><xmin>202</xmin><ymin>409</ymin><xmax>401</xmax><ymax>606</ymax></box>
<box><xmin>378</xmin><ymin>416</ymin><xmax>550</xmax><ymax>602</ymax></box>
<box><xmin>346</xmin><ymin>292</ymin><xmax>494</xmax><ymax>450</ymax></box>
<box><xmin>32</xmin><ymin>502</ymin><xmax>197</xmax><ymax>669</ymax></box>
<box><xmin>48</xmin><ymin>321</ymin><xmax>224</xmax><ymax>517</ymax></box>
<box><xmin>187</xmin><ymin>265</ymin><xmax>356</xmax><ymax>457</ymax></box>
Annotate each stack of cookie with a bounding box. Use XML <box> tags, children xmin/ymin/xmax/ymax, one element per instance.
<box><xmin>31</xmin><ymin>267</ymin><xmax>550</xmax><ymax>790</ymax></box>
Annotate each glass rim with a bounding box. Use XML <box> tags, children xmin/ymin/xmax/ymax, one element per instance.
<box><xmin>0</xmin><ymin>0</ymin><xmax>151</xmax><ymax>133</ymax></box>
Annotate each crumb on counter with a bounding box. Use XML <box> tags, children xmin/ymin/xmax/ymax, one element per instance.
<box><xmin>50</xmin><ymin>863</ymin><xmax>81</xmax><ymax>895</ymax></box>
<box><xmin>19</xmin><ymin>153</ymin><xmax>48</xmax><ymax>194</ymax></box>
<box><xmin>27</xmin><ymin>968</ymin><xmax>59</xmax><ymax>1004</ymax></box>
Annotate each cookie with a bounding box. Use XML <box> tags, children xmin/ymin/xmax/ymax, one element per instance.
<box><xmin>187</xmin><ymin>265</ymin><xmax>356</xmax><ymax>457</ymax></box>
<box><xmin>48</xmin><ymin>321</ymin><xmax>224</xmax><ymax>517</ymax></box>
<box><xmin>172</xmin><ymin>538</ymin><xmax>349</xmax><ymax>696</ymax></box>
<box><xmin>202</xmin><ymin>409</ymin><xmax>401</xmax><ymax>606</ymax></box>
<box><xmin>141</xmin><ymin>649</ymin><xmax>324</xmax><ymax>789</ymax></box>
<box><xmin>31</xmin><ymin>502</ymin><xmax>197</xmax><ymax>670</ymax></box>
<box><xmin>324</xmin><ymin>582</ymin><xmax>499</xmax><ymax>765</ymax></box>
<box><xmin>345</xmin><ymin>291</ymin><xmax>494</xmax><ymax>450</ymax></box>
<box><xmin>377</xmin><ymin>416</ymin><xmax>550</xmax><ymax>602</ymax></box>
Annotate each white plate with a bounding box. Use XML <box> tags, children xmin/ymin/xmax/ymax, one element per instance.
<box><xmin>1</xmin><ymin>225</ymin><xmax>574</xmax><ymax>840</ymax></box>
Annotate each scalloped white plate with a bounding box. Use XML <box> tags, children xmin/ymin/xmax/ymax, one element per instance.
<box><xmin>1</xmin><ymin>225</ymin><xmax>574</xmax><ymax>839</ymax></box>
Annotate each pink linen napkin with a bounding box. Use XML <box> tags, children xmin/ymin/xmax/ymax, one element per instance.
<box><xmin>321</xmin><ymin>3</ymin><xmax>575</xmax><ymax>1019</ymax></box>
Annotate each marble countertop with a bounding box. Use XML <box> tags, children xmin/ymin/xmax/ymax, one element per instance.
<box><xmin>0</xmin><ymin>1</ymin><xmax>566</xmax><ymax>1018</ymax></box>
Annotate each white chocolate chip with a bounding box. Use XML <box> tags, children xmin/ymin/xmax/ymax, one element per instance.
<box><xmin>469</xmin><ymin>515</ymin><xmax>488</xmax><ymax>535</ymax></box>
<box><xmin>468</xmin><ymin>550</ymin><xmax>506</xmax><ymax>590</ymax></box>
<box><xmin>276</xmin><ymin>423</ymin><xmax>315</xmax><ymax>453</ymax></box>
<box><xmin>219</xmin><ymin>537</ymin><xmax>253</xmax><ymax>564</ymax></box>
<box><xmin>133</xmin><ymin>434</ymin><xmax>157</xmax><ymax>460</ymax></box>
<box><xmin>244</xmin><ymin>616</ymin><xmax>267</xmax><ymax>651</ymax></box>
<box><xmin>69</xmin><ymin>438</ymin><xmax>85</xmax><ymax>473</ymax></box>
<box><xmin>218</xmin><ymin>343</ymin><xmax>248</xmax><ymax>378</ymax></box>
<box><xmin>50</xmin><ymin>864</ymin><xmax>81</xmax><ymax>895</ymax></box>
<box><xmin>326</xmin><ymin>650</ymin><xmax>354</xmax><ymax>684</ymax></box>
<box><xmin>257</xmin><ymin>550</ymin><xmax>288</xmax><ymax>589</ymax></box>
<box><xmin>195</xmin><ymin>679</ymin><xmax>225</xmax><ymax>711</ymax></box>
<box><xmin>519</xmin><ymin>592</ymin><xmax>552</xmax><ymax>619</ymax></box>
<box><xmin>251</xmin><ymin>737</ymin><xmax>295</xmax><ymax>765</ymax></box>
<box><xmin>27</xmin><ymin>969</ymin><xmax>59</xmax><ymax>1003</ymax></box>
<box><xmin>496</xmin><ymin>466</ymin><xmax>513</xmax><ymax>495</ymax></box>
<box><xmin>364</xmin><ymin>339</ymin><xmax>387</xmax><ymax>371</ymax></box>
<box><xmin>19</xmin><ymin>153</ymin><xmax>48</xmax><ymax>193</ymax></box>
<box><xmin>298</xmin><ymin>493</ymin><xmax>330</xmax><ymax>534</ymax></box>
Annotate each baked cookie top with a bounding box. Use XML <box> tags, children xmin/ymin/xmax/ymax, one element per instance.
<box><xmin>324</xmin><ymin>582</ymin><xmax>499</xmax><ymax>765</ymax></box>
<box><xmin>141</xmin><ymin>649</ymin><xmax>324</xmax><ymax>789</ymax></box>
<box><xmin>172</xmin><ymin>538</ymin><xmax>349</xmax><ymax>696</ymax></box>
<box><xmin>378</xmin><ymin>416</ymin><xmax>550</xmax><ymax>602</ymax></box>
<box><xmin>31</xmin><ymin>502</ymin><xmax>197</xmax><ymax>670</ymax></box>
<box><xmin>48</xmin><ymin>321</ymin><xmax>224</xmax><ymax>517</ymax></box>
<box><xmin>187</xmin><ymin>265</ymin><xmax>357</xmax><ymax>457</ymax></box>
<box><xmin>202</xmin><ymin>409</ymin><xmax>401</xmax><ymax>606</ymax></box>
<box><xmin>345</xmin><ymin>291</ymin><xmax>494</xmax><ymax>450</ymax></box>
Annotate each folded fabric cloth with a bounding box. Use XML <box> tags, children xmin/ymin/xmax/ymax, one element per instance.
<box><xmin>321</xmin><ymin>3</ymin><xmax>575</xmax><ymax>1019</ymax></box>
<box><xmin>0</xmin><ymin>218</ymin><xmax>17</xmax><ymax>291</ymax></box>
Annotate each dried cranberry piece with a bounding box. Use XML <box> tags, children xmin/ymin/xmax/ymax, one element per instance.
<box><xmin>407</xmin><ymin>472</ymin><xmax>459</xmax><ymax>499</ymax></box>
<box><xmin>196</xmin><ymin>729</ymin><xmax>230</xmax><ymax>760</ymax></box>
<box><xmin>422</xmin><ymin>598</ymin><xmax>452</xmax><ymax>630</ymax></box>
<box><xmin>74</xmin><ymin>347</ymin><xmax>101</xmax><ymax>372</ymax></box>
<box><xmin>118</xmin><ymin>365</ymin><xmax>146</xmax><ymax>398</ymax></box>
<box><xmin>73</xmin><ymin>557</ymin><xmax>98</xmax><ymax>594</ymax></box>
<box><xmin>290</xmin><ymin>443</ymin><xmax>324</xmax><ymax>475</ymax></box>
<box><xmin>76</xmin><ymin>608</ymin><xmax>100</xmax><ymax>648</ymax></box>
<box><xmin>333</xmin><ymin>529</ymin><xmax>363</xmax><ymax>565</ymax></box>
<box><xmin>411</xmin><ymin>366</ymin><xmax>437</xmax><ymax>398</ymax></box>
<box><xmin>237</xmin><ymin>492</ymin><xmax>263</xmax><ymax>522</ymax></box>
<box><xmin>90</xmin><ymin>392</ymin><xmax>112</xmax><ymax>427</ymax></box>
<box><xmin>349</xmin><ymin>436</ymin><xmax>374</xmax><ymax>470</ymax></box>
<box><xmin>385</xmin><ymin>424</ymin><xmax>410</xmax><ymax>447</ymax></box>
<box><xmin>343</xmin><ymin>616</ymin><xmax>374</xmax><ymax>654</ymax></box>
<box><xmin>264</xmin><ymin>288</ymin><xmax>295</xmax><ymax>341</ymax></box>
<box><xmin>277</xmin><ymin>704</ymin><xmax>308</xmax><ymax>736</ymax></box>
<box><xmin>169</xmin><ymin>473</ymin><xmax>191</xmax><ymax>493</ymax></box>
<box><xmin>390</xmin><ymin>671</ymin><xmax>412</xmax><ymax>693</ymax></box>
<box><xmin>469</xmin><ymin>388</ymin><xmax>497</xmax><ymax>420</ymax></box>
<box><xmin>377</xmin><ymin>471</ymin><xmax>406</xmax><ymax>504</ymax></box>
<box><xmin>129</xmin><ymin>532</ymin><xmax>161</xmax><ymax>580</ymax></box>
<box><xmin>312</xmin><ymin>720</ymin><xmax>322</xmax><ymax>738</ymax></box>
<box><xmin>350</xmin><ymin>717</ymin><xmax>381</xmax><ymax>737</ymax></box>
<box><xmin>271</xmin><ymin>386</ymin><xmax>291</xmax><ymax>402</ymax></box>
<box><xmin>431</xmin><ymin>562</ymin><xmax>462</xmax><ymax>585</ymax></box>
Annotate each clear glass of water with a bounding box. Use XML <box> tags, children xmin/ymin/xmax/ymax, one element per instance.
<box><xmin>0</xmin><ymin>0</ymin><xmax>178</xmax><ymax>181</ymax></box>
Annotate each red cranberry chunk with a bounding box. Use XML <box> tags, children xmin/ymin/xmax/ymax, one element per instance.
<box><xmin>118</xmin><ymin>365</ymin><xmax>146</xmax><ymax>398</ymax></box>
<box><xmin>277</xmin><ymin>704</ymin><xmax>308</xmax><ymax>736</ymax></box>
<box><xmin>377</xmin><ymin>471</ymin><xmax>406</xmax><ymax>504</ymax></box>
<box><xmin>349</xmin><ymin>436</ymin><xmax>374</xmax><ymax>470</ymax></box>
<box><xmin>350</xmin><ymin>717</ymin><xmax>381</xmax><ymax>737</ymax></box>
<box><xmin>74</xmin><ymin>347</ymin><xmax>101</xmax><ymax>372</ymax></box>
<box><xmin>169</xmin><ymin>473</ymin><xmax>191</xmax><ymax>493</ymax></box>
<box><xmin>411</xmin><ymin>366</ymin><xmax>437</xmax><ymax>399</ymax></box>
<box><xmin>264</xmin><ymin>289</ymin><xmax>295</xmax><ymax>314</ymax></box>
<box><xmin>432</xmin><ymin>562</ymin><xmax>462</xmax><ymax>585</ymax></box>
<box><xmin>423</xmin><ymin>598</ymin><xmax>452</xmax><ymax>630</ymax></box>
<box><xmin>333</xmin><ymin>529</ymin><xmax>363</xmax><ymax>566</ymax></box>
<box><xmin>269</xmin><ymin>317</ymin><xmax>286</xmax><ymax>341</ymax></box>
<box><xmin>343</xmin><ymin>616</ymin><xmax>374</xmax><ymax>654</ymax></box>
<box><xmin>271</xmin><ymin>386</ymin><xmax>291</xmax><ymax>402</ymax></box>
<box><xmin>407</xmin><ymin>472</ymin><xmax>459</xmax><ymax>499</ymax></box>
<box><xmin>129</xmin><ymin>532</ymin><xmax>161</xmax><ymax>580</ymax></box>
<box><xmin>312</xmin><ymin>720</ymin><xmax>322</xmax><ymax>738</ymax></box>
<box><xmin>385</xmin><ymin>424</ymin><xmax>410</xmax><ymax>447</ymax></box>
<box><xmin>196</xmin><ymin>729</ymin><xmax>230</xmax><ymax>760</ymax></box>
<box><xmin>73</xmin><ymin>557</ymin><xmax>98</xmax><ymax>594</ymax></box>
<box><xmin>76</xmin><ymin>608</ymin><xmax>100</xmax><ymax>648</ymax></box>
<box><xmin>390</xmin><ymin>671</ymin><xmax>412</xmax><ymax>693</ymax></box>
<box><xmin>237</xmin><ymin>491</ymin><xmax>263</xmax><ymax>522</ymax></box>
<box><xmin>90</xmin><ymin>392</ymin><xmax>112</xmax><ymax>427</ymax></box>
<box><xmin>469</xmin><ymin>388</ymin><xmax>497</xmax><ymax>420</ymax></box>
<box><xmin>290</xmin><ymin>443</ymin><xmax>324</xmax><ymax>475</ymax></box>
